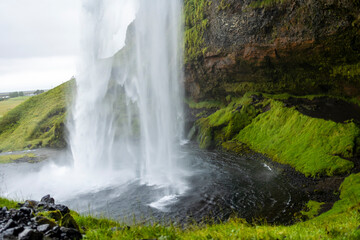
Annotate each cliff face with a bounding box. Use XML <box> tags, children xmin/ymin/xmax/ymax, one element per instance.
<box><xmin>185</xmin><ymin>0</ymin><xmax>360</xmax><ymax>100</ymax></box>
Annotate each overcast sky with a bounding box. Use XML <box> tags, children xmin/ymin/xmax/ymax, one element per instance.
<box><xmin>0</xmin><ymin>0</ymin><xmax>80</xmax><ymax>92</ymax></box>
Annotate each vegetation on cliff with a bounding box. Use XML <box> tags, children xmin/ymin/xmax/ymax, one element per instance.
<box><xmin>184</xmin><ymin>0</ymin><xmax>360</xmax><ymax>101</ymax></box>
<box><xmin>184</xmin><ymin>0</ymin><xmax>210</xmax><ymax>63</ymax></box>
<box><xmin>0</xmin><ymin>80</ymin><xmax>74</xmax><ymax>152</ymax></box>
<box><xmin>193</xmin><ymin>94</ymin><xmax>359</xmax><ymax>177</ymax></box>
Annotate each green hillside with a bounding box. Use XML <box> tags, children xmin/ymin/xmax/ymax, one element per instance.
<box><xmin>0</xmin><ymin>96</ymin><xmax>30</xmax><ymax>119</ymax></box>
<box><xmin>0</xmin><ymin>80</ymin><xmax>74</xmax><ymax>152</ymax></box>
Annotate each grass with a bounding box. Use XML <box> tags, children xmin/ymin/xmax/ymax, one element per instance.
<box><xmin>185</xmin><ymin>98</ymin><xmax>224</xmax><ymax>109</ymax></box>
<box><xmin>195</xmin><ymin>95</ymin><xmax>359</xmax><ymax>177</ymax></box>
<box><xmin>300</xmin><ymin>201</ymin><xmax>324</xmax><ymax>220</ymax></box>
<box><xmin>0</xmin><ymin>96</ymin><xmax>30</xmax><ymax>118</ymax></box>
<box><xmin>195</xmin><ymin>94</ymin><xmax>269</xmax><ymax>149</ymax></box>
<box><xmin>236</xmin><ymin>100</ymin><xmax>357</xmax><ymax>177</ymax></box>
<box><xmin>0</xmin><ymin>153</ymin><xmax>36</xmax><ymax>164</ymax></box>
<box><xmin>0</xmin><ymin>80</ymin><xmax>74</xmax><ymax>152</ymax></box>
<box><xmin>0</xmin><ymin>197</ymin><xmax>18</xmax><ymax>209</ymax></box>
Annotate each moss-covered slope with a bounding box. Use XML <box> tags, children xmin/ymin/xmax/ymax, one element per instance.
<box><xmin>193</xmin><ymin>94</ymin><xmax>360</xmax><ymax>177</ymax></box>
<box><xmin>0</xmin><ymin>80</ymin><xmax>74</xmax><ymax>152</ymax></box>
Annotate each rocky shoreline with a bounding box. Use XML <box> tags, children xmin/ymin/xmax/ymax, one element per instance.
<box><xmin>0</xmin><ymin>195</ymin><xmax>81</xmax><ymax>240</ymax></box>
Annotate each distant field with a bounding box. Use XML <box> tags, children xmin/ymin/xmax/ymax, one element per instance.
<box><xmin>0</xmin><ymin>96</ymin><xmax>30</xmax><ymax>118</ymax></box>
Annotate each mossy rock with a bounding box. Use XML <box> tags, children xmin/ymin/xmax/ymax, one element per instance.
<box><xmin>39</xmin><ymin>210</ymin><xmax>62</xmax><ymax>222</ymax></box>
<box><xmin>35</xmin><ymin>216</ymin><xmax>57</xmax><ymax>228</ymax></box>
<box><xmin>60</xmin><ymin>213</ymin><xmax>80</xmax><ymax>232</ymax></box>
<box><xmin>222</xmin><ymin>141</ymin><xmax>251</xmax><ymax>155</ymax></box>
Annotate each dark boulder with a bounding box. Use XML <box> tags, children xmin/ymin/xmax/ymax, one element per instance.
<box><xmin>18</xmin><ymin>228</ymin><xmax>43</xmax><ymax>240</ymax></box>
<box><xmin>40</xmin><ymin>195</ymin><xmax>55</xmax><ymax>205</ymax></box>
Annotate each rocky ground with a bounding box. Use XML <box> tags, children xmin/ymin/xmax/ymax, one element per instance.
<box><xmin>0</xmin><ymin>195</ymin><xmax>82</xmax><ymax>240</ymax></box>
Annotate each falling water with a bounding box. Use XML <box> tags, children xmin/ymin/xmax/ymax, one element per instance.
<box><xmin>69</xmin><ymin>0</ymin><xmax>185</xmax><ymax>190</ymax></box>
<box><xmin>0</xmin><ymin>1</ymin><xmax>306</xmax><ymax>221</ymax></box>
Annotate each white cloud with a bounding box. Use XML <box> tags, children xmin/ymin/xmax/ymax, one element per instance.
<box><xmin>0</xmin><ymin>0</ymin><xmax>80</xmax><ymax>58</ymax></box>
<box><xmin>0</xmin><ymin>0</ymin><xmax>80</xmax><ymax>91</ymax></box>
<box><xmin>0</xmin><ymin>56</ymin><xmax>77</xmax><ymax>92</ymax></box>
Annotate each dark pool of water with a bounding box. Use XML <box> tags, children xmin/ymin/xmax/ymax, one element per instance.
<box><xmin>61</xmin><ymin>143</ymin><xmax>307</xmax><ymax>224</ymax></box>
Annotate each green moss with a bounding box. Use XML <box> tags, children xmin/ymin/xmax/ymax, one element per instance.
<box><xmin>194</xmin><ymin>94</ymin><xmax>358</xmax><ymax>177</ymax></box>
<box><xmin>217</xmin><ymin>0</ymin><xmax>231</xmax><ymax>11</ymax></box>
<box><xmin>184</xmin><ymin>0</ymin><xmax>211</xmax><ymax>63</ymax></box>
<box><xmin>186</xmin><ymin>98</ymin><xmax>223</xmax><ymax>109</ymax></box>
<box><xmin>0</xmin><ymin>153</ymin><xmax>36</xmax><ymax>164</ymax></box>
<box><xmin>331</xmin><ymin>63</ymin><xmax>360</xmax><ymax>80</ymax></box>
<box><xmin>236</xmin><ymin>100</ymin><xmax>357</xmax><ymax>177</ymax></box>
<box><xmin>61</xmin><ymin>213</ymin><xmax>81</xmax><ymax>231</ymax></box>
<box><xmin>222</xmin><ymin>141</ymin><xmax>250</xmax><ymax>154</ymax></box>
<box><xmin>249</xmin><ymin>0</ymin><xmax>287</xmax><ymax>8</ymax></box>
<box><xmin>38</xmin><ymin>210</ymin><xmax>62</xmax><ymax>222</ymax></box>
<box><xmin>0</xmin><ymin>80</ymin><xmax>74</xmax><ymax>151</ymax></box>
<box><xmin>35</xmin><ymin>216</ymin><xmax>57</xmax><ymax>227</ymax></box>
<box><xmin>300</xmin><ymin>201</ymin><xmax>325</xmax><ymax>220</ymax></box>
<box><xmin>327</xmin><ymin>173</ymin><xmax>360</xmax><ymax>214</ymax></box>
<box><xmin>195</xmin><ymin>95</ymin><xmax>269</xmax><ymax>149</ymax></box>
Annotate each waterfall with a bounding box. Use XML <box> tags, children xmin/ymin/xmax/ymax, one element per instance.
<box><xmin>69</xmin><ymin>0</ymin><xmax>185</xmax><ymax>190</ymax></box>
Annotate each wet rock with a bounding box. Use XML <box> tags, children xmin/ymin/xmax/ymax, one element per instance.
<box><xmin>34</xmin><ymin>217</ymin><xmax>56</xmax><ymax>228</ymax></box>
<box><xmin>23</xmin><ymin>200</ymin><xmax>38</xmax><ymax>209</ymax></box>
<box><xmin>54</xmin><ymin>205</ymin><xmax>70</xmax><ymax>216</ymax></box>
<box><xmin>40</xmin><ymin>195</ymin><xmax>54</xmax><ymax>205</ymax></box>
<box><xmin>60</xmin><ymin>214</ymin><xmax>80</xmax><ymax>232</ymax></box>
<box><xmin>47</xmin><ymin>210</ymin><xmax>62</xmax><ymax>221</ymax></box>
<box><xmin>0</xmin><ymin>196</ymin><xmax>82</xmax><ymax>240</ymax></box>
<box><xmin>36</xmin><ymin>224</ymin><xmax>51</xmax><ymax>233</ymax></box>
<box><xmin>3</xmin><ymin>226</ymin><xmax>24</xmax><ymax>237</ymax></box>
<box><xmin>18</xmin><ymin>228</ymin><xmax>43</xmax><ymax>240</ymax></box>
<box><xmin>44</xmin><ymin>226</ymin><xmax>61</xmax><ymax>239</ymax></box>
<box><xmin>20</xmin><ymin>207</ymin><xmax>32</xmax><ymax>216</ymax></box>
<box><xmin>60</xmin><ymin>227</ymin><xmax>82</xmax><ymax>240</ymax></box>
<box><xmin>2</xmin><ymin>219</ymin><xmax>17</xmax><ymax>232</ymax></box>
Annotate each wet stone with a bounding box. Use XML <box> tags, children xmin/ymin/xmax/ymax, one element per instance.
<box><xmin>3</xmin><ymin>226</ymin><xmax>24</xmax><ymax>237</ymax></box>
<box><xmin>2</xmin><ymin>219</ymin><xmax>16</xmax><ymax>232</ymax></box>
<box><xmin>20</xmin><ymin>207</ymin><xmax>32</xmax><ymax>216</ymax></box>
<box><xmin>23</xmin><ymin>200</ymin><xmax>38</xmax><ymax>209</ymax></box>
<box><xmin>40</xmin><ymin>195</ymin><xmax>55</xmax><ymax>205</ymax></box>
<box><xmin>0</xmin><ymin>195</ymin><xmax>82</xmax><ymax>239</ymax></box>
<box><xmin>18</xmin><ymin>228</ymin><xmax>43</xmax><ymax>240</ymax></box>
<box><xmin>60</xmin><ymin>227</ymin><xmax>82</xmax><ymax>240</ymax></box>
<box><xmin>54</xmin><ymin>205</ymin><xmax>69</xmax><ymax>216</ymax></box>
<box><xmin>36</xmin><ymin>224</ymin><xmax>51</xmax><ymax>233</ymax></box>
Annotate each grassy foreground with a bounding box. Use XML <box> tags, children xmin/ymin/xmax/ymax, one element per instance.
<box><xmin>0</xmin><ymin>80</ymin><xmax>73</xmax><ymax>152</ymax></box>
<box><xmin>1</xmin><ymin>173</ymin><xmax>360</xmax><ymax>239</ymax></box>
